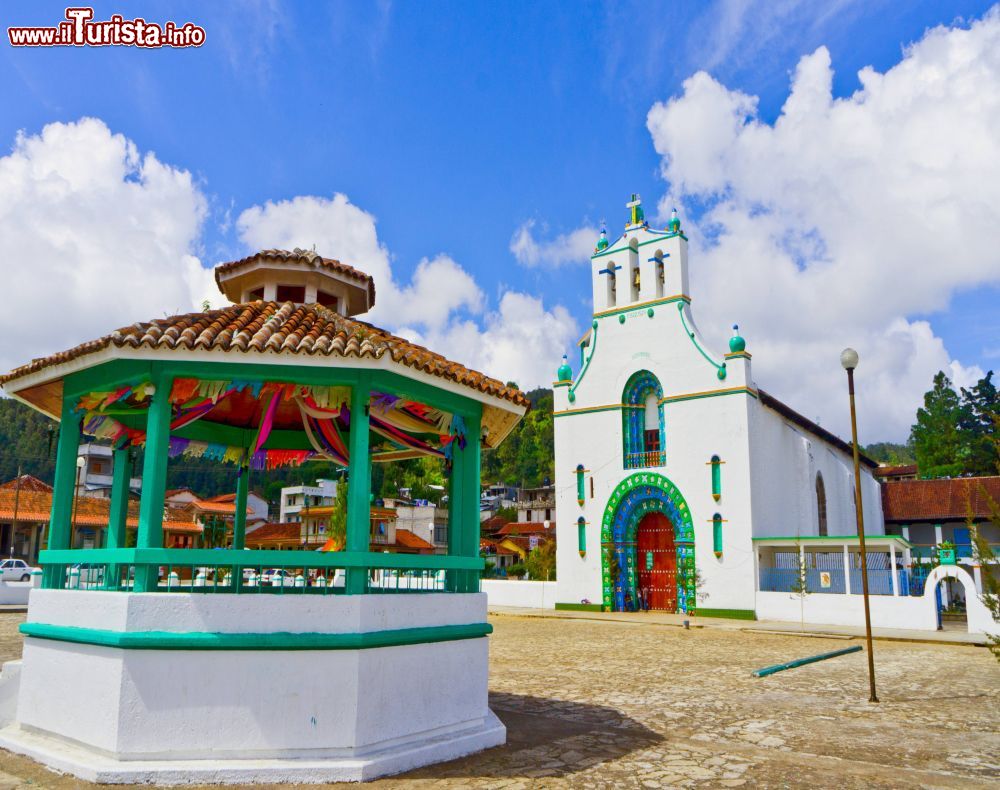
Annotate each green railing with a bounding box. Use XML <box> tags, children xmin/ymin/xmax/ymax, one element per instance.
<box><xmin>40</xmin><ymin>548</ymin><xmax>483</xmax><ymax>595</ymax></box>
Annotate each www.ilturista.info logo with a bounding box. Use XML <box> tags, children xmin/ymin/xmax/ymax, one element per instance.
<box><xmin>8</xmin><ymin>7</ymin><xmax>205</xmax><ymax>48</ymax></box>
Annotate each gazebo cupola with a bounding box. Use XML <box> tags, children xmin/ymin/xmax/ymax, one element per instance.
<box><xmin>215</xmin><ymin>247</ymin><xmax>376</xmax><ymax>316</ymax></box>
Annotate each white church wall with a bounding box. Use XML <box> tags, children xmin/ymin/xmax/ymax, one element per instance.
<box><xmin>481</xmin><ymin>580</ymin><xmax>558</xmax><ymax>609</ymax></box>
<box><xmin>748</xmin><ymin>402</ymin><xmax>883</xmax><ymax>540</ymax></box>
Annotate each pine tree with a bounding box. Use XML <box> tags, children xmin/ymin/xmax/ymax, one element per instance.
<box><xmin>959</xmin><ymin>371</ymin><xmax>999</xmax><ymax>476</ymax></box>
<box><xmin>910</xmin><ymin>372</ymin><xmax>970</xmax><ymax>478</ymax></box>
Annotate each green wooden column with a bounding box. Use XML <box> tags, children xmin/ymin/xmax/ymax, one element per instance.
<box><xmin>232</xmin><ymin>462</ymin><xmax>249</xmax><ymax>550</ymax></box>
<box><xmin>43</xmin><ymin>396</ymin><xmax>82</xmax><ymax>588</ymax></box>
<box><xmin>461</xmin><ymin>408</ymin><xmax>482</xmax><ymax>593</ymax></box>
<box><xmin>345</xmin><ymin>376</ymin><xmax>371</xmax><ymax>594</ymax></box>
<box><xmin>446</xmin><ymin>426</ymin><xmax>466</xmax><ymax>592</ymax></box>
<box><xmin>106</xmin><ymin>447</ymin><xmax>132</xmax><ymax>590</ymax></box>
<box><xmin>135</xmin><ymin>373</ymin><xmax>173</xmax><ymax>592</ymax></box>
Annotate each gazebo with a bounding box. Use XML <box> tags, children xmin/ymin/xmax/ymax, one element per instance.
<box><xmin>0</xmin><ymin>248</ymin><xmax>527</xmax><ymax>783</ymax></box>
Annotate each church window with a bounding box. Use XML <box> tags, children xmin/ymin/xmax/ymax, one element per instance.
<box><xmin>713</xmin><ymin>514</ymin><xmax>723</xmax><ymax>557</ymax></box>
<box><xmin>816</xmin><ymin>472</ymin><xmax>828</xmax><ymax>536</ymax></box>
<box><xmin>710</xmin><ymin>455</ymin><xmax>722</xmax><ymax>501</ymax></box>
<box><xmin>629</xmin><ymin>238</ymin><xmax>640</xmax><ymax>301</ymax></box>
<box><xmin>576</xmin><ymin>464</ymin><xmax>585</xmax><ymax>505</ymax></box>
<box><xmin>577</xmin><ymin>517</ymin><xmax>586</xmax><ymax>557</ymax></box>
<box><xmin>622</xmin><ymin>370</ymin><xmax>665</xmax><ymax>469</ymax></box>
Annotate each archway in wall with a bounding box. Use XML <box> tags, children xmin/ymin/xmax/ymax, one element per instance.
<box><xmin>932</xmin><ymin>576</ymin><xmax>968</xmax><ymax>631</ymax></box>
<box><xmin>601</xmin><ymin>472</ymin><xmax>695</xmax><ymax>613</ymax></box>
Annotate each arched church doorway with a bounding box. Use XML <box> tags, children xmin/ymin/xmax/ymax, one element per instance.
<box><xmin>601</xmin><ymin>472</ymin><xmax>695</xmax><ymax>613</ymax></box>
<box><xmin>636</xmin><ymin>512</ymin><xmax>676</xmax><ymax>611</ymax></box>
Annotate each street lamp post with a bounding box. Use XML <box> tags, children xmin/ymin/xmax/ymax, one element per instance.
<box><xmin>840</xmin><ymin>347</ymin><xmax>878</xmax><ymax>704</ymax></box>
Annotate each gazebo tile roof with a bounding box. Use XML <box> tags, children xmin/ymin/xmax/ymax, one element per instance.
<box><xmin>0</xmin><ymin>301</ymin><xmax>528</xmax><ymax>410</ymax></box>
<box><xmin>214</xmin><ymin>249</ymin><xmax>376</xmax><ymax>306</ymax></box>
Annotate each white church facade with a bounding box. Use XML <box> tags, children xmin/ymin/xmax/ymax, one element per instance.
<box><xmin>553</xmin><ymin>196</ymin><xmax>886</xmax><ymax>619</ymax></box>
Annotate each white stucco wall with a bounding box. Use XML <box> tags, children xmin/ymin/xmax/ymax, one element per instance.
<box><xmin>16</xmin><ymin>591</ymin><xmax>495</xmax><ymax>760</ymax></box>
<box><xmin>482</xmin><ymin>580</ymin><xmax>558</xmax><ymax>609</ymax></box>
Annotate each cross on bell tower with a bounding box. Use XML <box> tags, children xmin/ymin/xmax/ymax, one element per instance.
<box><xmin>626</xmin><ymin>193</ymin><xmax>645</xmax><ymax>228</ymax></box>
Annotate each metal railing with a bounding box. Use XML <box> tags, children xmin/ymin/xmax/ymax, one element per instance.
<box><xmin>624</xmin><ymin>450</ymin><xmax>666</xmax><ymax>469</ymax></box>
<box><xmin>759</xmin><ymin>566</ymin><xmax>904</xmax><ymax>596</ymax></box>
<box><xmin>41</xmin><ymin>548</ymin><xmax>482</xmax><ymax>595</ymax></box>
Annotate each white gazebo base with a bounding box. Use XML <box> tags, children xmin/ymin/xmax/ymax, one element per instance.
<box><xmin>0</xmin><ymin>590</ymin><xmax>503</xmax><ymax>784</ymax></box>
<box><xmin>0</xmin><ymin>711</ymin><xmax>506</xmax><ymax>785</ymax></box>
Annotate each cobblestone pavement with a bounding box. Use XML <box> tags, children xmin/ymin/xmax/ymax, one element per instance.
<box><xmin>0</xmin><ymin>612</ymin><xmax>996</xmax><ymax>788</ymax></box>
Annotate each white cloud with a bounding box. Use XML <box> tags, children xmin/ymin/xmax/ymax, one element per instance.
<box><xmin>510</xmin><ymin>219</ymin><xmax>598</xmax><ymax>268</ymax></box>
<box><xmin>237</xmin><ymin>194</ymin><xmax>575</xmax><ymax>388</ymax></box>
<box><xmin>646</xmin><ymin>9</ymin><xmax>1000</xmax><ymax>440</ymax></box>
<box><xmin>0</xmin><ymin>118</ymin><xmax>211</xmax><ymax>373</ymax></box>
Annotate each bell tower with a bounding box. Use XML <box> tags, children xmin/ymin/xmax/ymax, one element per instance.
<box><xmin>590</xmin><ymin>196</ymin><xmax>689</xmax><ymax>314</ymax></box>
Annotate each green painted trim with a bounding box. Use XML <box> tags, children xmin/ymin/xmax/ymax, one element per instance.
<box><xmin>134</xmin><ymin>369</ymin><xmax>173</xmax><ymax>592</ymax></box>
<box><xmin>592</xmin><ymin>294</ymin><xmax>689</xmax><ymax>320</ymax></box>
<box><xmin>39</xmin><ymin>547</ymin><xmax>485</xmax><ymax>570</ymax></box>
<box><xmin>65</xmin><ymin>357</ymin><xmax>489</xmax><ymax>422</ymax></box>
<box><xmin>568</xmin><ymin>320</ymin><xmax>599</xmax><ymax>400</ymax></box>
<box><xmin>553</xmin><ymin>403</ymin><xmax>624</xmax><ymax>419</ymax></box>
<box><xmin>693</xmin><ymin>608</ymin><xmax>757</xmax><ymax>620</ymax></box>
<box><xmin>661</xmin><ymin>386</ymin><xmax>758</xmax><ymax>405</ymax></box>
<box><xmin>590</xmin><ymin>233</ymin><xmax>685</xmax><ymax>259</ymax></box>
<box><xmin>20</xmin><ymin>621</ymin><xmax>492</xmax><ymax>651</ymax></box>
<box><xmin>554</xmin><ymin>603</ymin><xmax>602</xmax><ymax>612</ymax></box>
<box><xmin>676</xmin><ymin>303</ymin><xmax>724</xmax><ymax>374</ymax></box>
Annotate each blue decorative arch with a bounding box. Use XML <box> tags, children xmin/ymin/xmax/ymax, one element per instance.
<box><xmin>600</xmin><ymin>472</ymin><xmax>696</xmax><ymax>612</ymax></box>
<box><xmin>622</xmin><ymin>370</ymin><xmax>665</xmax><ymax>468</ymax></box>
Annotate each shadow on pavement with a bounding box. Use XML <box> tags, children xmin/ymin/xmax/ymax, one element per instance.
<box><xmin>396</xmin><ymin>691</ymin><xmax>663</xmax><ymax>782</ymax></box>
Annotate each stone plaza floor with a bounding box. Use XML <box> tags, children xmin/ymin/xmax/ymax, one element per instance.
<box><xmin>0</xmin><ymin>611</ymin><xmax>996</xmax><ymax>788</ymax></box>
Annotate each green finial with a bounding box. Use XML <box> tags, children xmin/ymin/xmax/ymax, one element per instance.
<box><xmin>596</xmin><ymin>227</ymin><xmax>609</xmax><ymax>251</ymax></box>
<box><xmin>557</xmin><ymin>354</ymin><xmax>573</xmax><ymax>382</ymax></box>
<box><xmin>729</xmin><ymin>324</ymin><xmax>746</xmax><ymax>353</ymax></box>
<box><xmin>668</xmin><ymin>208</ymin><xmax>681</xmax><ymax>234</ymax></box>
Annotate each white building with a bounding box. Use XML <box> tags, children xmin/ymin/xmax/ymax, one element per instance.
<box><xmin>387</xmin><ymin>500</ymin><xmax>449</xmax><ymax>553</ymax></box>
<box><xmin>553</xmin><ymin>196</ymin><xmax>884</xmax><ymax>618</ymax></box>
<box><xmin>76</xmin><ymin>444</ymin><xmax>141</xmax><ymax>498</ymax></box>
<box><xmin>278</xmin><ymin>478</ymin><xmax>338</xmax><ymax>523</ymax></box>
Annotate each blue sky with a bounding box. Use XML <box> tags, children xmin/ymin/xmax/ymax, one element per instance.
<box><xmin>2</xmin><ymin>1</ymin><xmax>998</xmax><ymax>440</ymax></box>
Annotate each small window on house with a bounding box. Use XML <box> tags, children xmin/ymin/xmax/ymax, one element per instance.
<box><xmin>276</xmin><ymin>284</ymin><xmax>306</xmax><ymax>303</ymax></box>
<box><xmin>816</xmin><ymin>472</ymin><xmax>827</xmax><ymax>536</ymax></box>
<box><xmin>248</xmin><ymin>287</ymin><xmax>264</xmax><ymax>301</ymax></box>
<box><xmin>545</xmin><ymin>509</ymin><xmax>551</xmax><ymax>521</ymax></box>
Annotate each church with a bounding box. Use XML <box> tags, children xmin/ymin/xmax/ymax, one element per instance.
<box><xmin>553</xmin><ymin>196</ymin><xmax>885</xmax><ymax>618</ymax></box>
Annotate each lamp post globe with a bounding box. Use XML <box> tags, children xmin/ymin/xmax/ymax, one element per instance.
<box><xmin>840</xmin><ymin>347</ymin><xmax>859</xmax><ymax>371</ymax></box>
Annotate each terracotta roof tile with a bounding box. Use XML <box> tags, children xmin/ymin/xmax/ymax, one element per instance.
<box><xmin>0</xmin><ymin>475</ymin><xmax>52</xmax><ymax>493</ymax></box>
<box><xmin>882</xmin><ymin>476</ymin><xmax>1000</xmax><ymax>522</ymax></box>
<box><xmin>215</xmin><ymin>248</ymin><xmax>376</xmax><ymax>306</ymax></box>
<box><xmin>394</xmin><ymin>528</ymin><xmax>434</xmax><ymax>550</ymax></box>
<box><xmin>1</xmin><ymin>301</ymin><xmax>528</xmax><ymax>413</ymax></box>
<box><xmin>245</xmin><ymin>522</ymin><xmax>301</xmax><ymax>543</ymax></box>
<box><xmin>496</xmin><ymin>521</ymin><xmax>556</xmax><ymax>537</ymax></box>
<box><xmin>874</xmin><ymin>464</ymin><xmax>918</xmax><ymax>478</ymax></box>
<box><xmin>0</xmin><ymin>489</ymin><xmax>201</xmax><ymax>534</ymax></box>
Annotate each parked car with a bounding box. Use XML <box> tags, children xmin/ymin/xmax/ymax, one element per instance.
<box><xmin>0</xmin><ymin>558</ymin><xmax>39</xmax><ymax>582</ymax></box>
<box><xmin>261</xmin><ymin>569</ymin><xmax>295</xmax><ymax>586</ymax></box>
